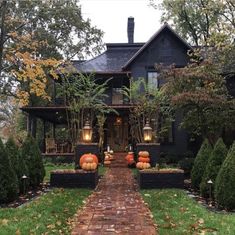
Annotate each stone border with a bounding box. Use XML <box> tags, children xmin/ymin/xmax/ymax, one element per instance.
<box><xmin>50</xmin><ymin>170</ymin><xmax>98</xmax><ymax>188</ymax></box>
<box><xmin>137</xmin><ymin>170</ymin><xmax>184</xmax><ymax>189</ymax></box>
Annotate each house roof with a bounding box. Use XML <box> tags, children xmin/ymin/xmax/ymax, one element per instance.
<box><xmin>122</xmin><ymin>23</ymin><xmax>193</xmax><ymax>70</ymax></box>
<box><xmin>73</xmin><ymin>43</ymin><xmax>144</xmax><ymax>73</ymax></box>
<box><xmin>73</xmin><ymin>23</ymin><xmax>192</xmax><ymax>73</ymax></box>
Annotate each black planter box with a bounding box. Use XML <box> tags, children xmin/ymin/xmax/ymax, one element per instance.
<box><xmin>75</xmin><ymin>143</ymin><xmax>99</xmax><ymax>169</ymax></box>
<box><xmin>136</xmin><ymin>143</ymin><xmax>160</xmax><ymax>167</ymax></box>
<box><xmin>50</xmin><ymin>170</ymin><xmax>98</xmax><ymax>188</ymax></box>
<box><xmin>137</xmin><ymin>170</ymin><xmax>184</xmax><ymax>189</ymax></box>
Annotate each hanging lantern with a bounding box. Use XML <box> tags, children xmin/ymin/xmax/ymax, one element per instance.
<box><xmin>82</xmin><ymin>119</ymin><xmax>92</xmax><ymax>143</ymax></box>
<box><xmin>143</xmin><ymin>119</ymin><xmax>153</xmax><ymax>142</ymax></box>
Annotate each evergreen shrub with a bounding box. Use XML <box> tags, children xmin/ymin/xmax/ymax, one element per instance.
<box><xmin>215</xmin><ymin>142</ymin><xmax>235</xmax><ymax>210</ymax></box>
<box><xmin>21</xmin><ymin>135</ymin><xmax>45</xmax><ymax>188</ymax></box>
<box><xmin>191</xmin><ymin>139</ymin><xmax>212</xmax><ymax>189</ymax></box>
<box><xmin>0</xmin><ymin>139</ymin><xmax>18</xmax><ymax>203</ymax></box>
<box><xmin>200</xmin><ymin>138</ymin><xmax>227</xmax><ymax>197</ymax></box>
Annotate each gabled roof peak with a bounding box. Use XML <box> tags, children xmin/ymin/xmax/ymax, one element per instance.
<box><xmin>122</xmin><ymin>23</ymin><xmax>192</xmax><ymax>70</ymax></box>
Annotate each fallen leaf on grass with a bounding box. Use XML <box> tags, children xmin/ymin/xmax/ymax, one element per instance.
<box><xmin>47</xmin><ymin>224</ymin><xmax>55</xmax><ymax>229</ymax></box>
<box><xmin>15</xmin><ymin>229</ymin><xmax>21</xmax><ymax>235</ymax></box>
<box><xmin>1</xmin><ymin>219</ymin><xmax>9</xmax><ymax>225</ymax></box>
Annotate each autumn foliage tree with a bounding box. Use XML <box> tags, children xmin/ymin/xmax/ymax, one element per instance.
<box><xmin>0</xmin><ymin>0</ymin><xmax>104</xmax><ymax>106</ymax></box>
<box><xmin>161</xmin><ymin>60</ymin><xmax>235</xmax><ymax>144</ymax></box>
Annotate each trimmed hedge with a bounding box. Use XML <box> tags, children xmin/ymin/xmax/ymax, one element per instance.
<box><xmin>21</xmin><ymin>135</ymin><xmax>45</xmax><ymax>189</ymax></box>
<box><xmin>215</xmin><ymin>142</ymin><xmax>235</xmax><ymax>210</ymax></box>
<box><xmin>0</xmin><ymin>139</ymin><xmax>18</xmax><ymax>203</ymax></box>
<box><xmin>200</xmin><ymin>138</ymin><xmax>227</xmax><ymax>198</ymax></box>
<box><xmin>191</xmin><ymin>139</ymin><xmax>212</xmax><ymax>189</ymax></box>
<box><xmin>5</xmin><ymin>137</ymin><xmax>20</xmax><ymax>183</ymax></box>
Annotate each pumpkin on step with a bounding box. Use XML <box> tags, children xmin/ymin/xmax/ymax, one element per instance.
<box><xmin>82</xmin><ymin>162</ymin><xmax>97</xmax><ymax>171</ymax></box>
<box><xmin>138</xmin><ymin>157</ymin><xmax>150</xmax><ymax>163</ymax></box>
<box><xmin>138</xmin><ymin>151</ymin><xmax>149</xmax><ymax>158</ymax></box>
<box><xmin>136</xmin><ymin>162</ymin><xmax>151</xmax><ymax>170</ymax></box>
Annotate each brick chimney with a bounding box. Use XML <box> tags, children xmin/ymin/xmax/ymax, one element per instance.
<box><xmin>127</xmin><ymin>17</ymin><xmax>134</xmax><ymax>43</ymax></box>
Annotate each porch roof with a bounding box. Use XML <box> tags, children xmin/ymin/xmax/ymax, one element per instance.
<box><xmin>21</xmin><ymin>105</ymin><xmax>133</xmax><ymax>124</ymax></box>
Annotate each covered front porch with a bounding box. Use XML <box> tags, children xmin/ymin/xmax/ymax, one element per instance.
<box><xmin>21</xmin><ymin>105</ymin><xmax>132</xmax><ymax>156</ymax></box>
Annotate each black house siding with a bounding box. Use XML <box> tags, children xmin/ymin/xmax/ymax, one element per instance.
<box><xmin>128</xmin><ymin>28</ymin><xmax>191</xmax><ymax>155</ymax></box>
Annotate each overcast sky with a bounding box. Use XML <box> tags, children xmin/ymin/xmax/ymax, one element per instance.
<box><xmin>79</xmin><ymin>0</ymin><xmax>162</xmax><ymax>43</ymax></box>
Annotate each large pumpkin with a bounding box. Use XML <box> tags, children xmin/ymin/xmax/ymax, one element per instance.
<box><xmin>138</xmin><ymin>151</ymin><xmax>149</xmax><ymax>158</ymax></box>
<box><xmin>138</xmin><ymin>157</ymin><xmax>150</xmax><ymax>163</ymax></box>
<box><xmin>79</xmin><ymin>153</ymin><xmax>98</xmax><ymax>167</ymax></box>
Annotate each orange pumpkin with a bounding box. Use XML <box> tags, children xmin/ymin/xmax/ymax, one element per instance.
<box><xmin>138</xmin><ymin>157</ymin><xmax>150</xmax><ymax>163</ymax></box>
<box><xmin>80</xmin><ymin>153</ymin><xmax>98</xmax><ymax>166</ymax></box>
<box><xmin>125</xmin><ymin>153</ymin><xmax>134</xmax><ymax>161</ymax></box>
<box><xmin>127</xmin><ymin>158</ymin><xmax>135</xmax><ymax>164</ymax></box>
<box><xmin>136</xmin><ymin>162</ymin><xmax>151</xmax><ymax>169</ymax></box>
<box><xmin>138</xmin><ymin>151</ymin><xmax>149</xmax><ymax>158</ymax></box>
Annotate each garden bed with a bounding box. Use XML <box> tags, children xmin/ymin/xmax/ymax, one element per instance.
<box><xmin>50</xmin><ymin>169</ymin><xmax>98</xmax><ymax>188</ymax></box>
<box><xmin>137</xmin><ymin>169</ymin><xmax>184</xmax><ymax>189</ymax></box>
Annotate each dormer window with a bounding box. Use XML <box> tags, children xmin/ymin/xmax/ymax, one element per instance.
<box><xmin>147</xmin><ymin>71</ymin><xmax>159</xmax><ymax>88</ymax></box>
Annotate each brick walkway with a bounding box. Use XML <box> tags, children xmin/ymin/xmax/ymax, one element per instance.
<box><xmin>72</xmin><ymin>153</ymin><xmax>157</xmax><ymax>235</ymax></box>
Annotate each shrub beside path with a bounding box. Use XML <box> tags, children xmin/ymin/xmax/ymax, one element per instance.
<box><xmin>72</xmin><ymin>153</ymin><xmax>157</xmax><ymax>235</ymax></box>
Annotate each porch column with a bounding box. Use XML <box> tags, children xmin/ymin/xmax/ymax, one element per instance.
<box><xmin>27</xmin><ymin>114</ymin><xmax>32</xmax><ymax>134</ymax></box>
<box><xmin>43</xmin><ymin>120</ymin><xmax>46</xmax><ymax>153</ymax></box>
<box><xmin>31</xmin><ymin>116</ymin><xmax>37</xmax><ymax>138</ymax></box>
<box><xmin>52</xmin><ymin>123</ymin><xmax>56</xmax><ymax>138</ymax></box>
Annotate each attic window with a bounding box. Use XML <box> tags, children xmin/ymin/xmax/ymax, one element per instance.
<box><xmin>147</xmin><ymin>71</ymin><xmax>159</xmax><ymax>88</ymax></box>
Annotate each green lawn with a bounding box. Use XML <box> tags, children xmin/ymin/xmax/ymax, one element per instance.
<box><xmin>0</xmin><ymin>188</ymin><xmax>91</xmax><ymax>234</ymax></box>
<box><xmin>0</xmin><ymin>163</ymin><xmax>107</xmax><ymax>234</ymax></box>
<box><xmin>142</xmin><ymin>189</ymin><xmax>235</xmax><ymax>235</ymax></box>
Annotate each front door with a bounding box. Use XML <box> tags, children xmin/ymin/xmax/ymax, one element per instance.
<box><xmin>107</xmin><ymin>116</ymin><xmax>129</xmax><ymax>152</ymax></box>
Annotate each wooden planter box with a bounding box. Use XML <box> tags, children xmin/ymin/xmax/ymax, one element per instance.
<box><xmin>50</xmin><ymin>170</ymin><xmax>98</xmax><ymax>188</ymax></box>
<box><xmin>137</xmin><ymin>170</ymin><xmax>184</xmax><ymax>189</ymax></box>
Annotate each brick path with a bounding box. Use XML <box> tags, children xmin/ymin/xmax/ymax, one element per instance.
<box><xmin>72</xmin><ymin>153</ymin><xmax>157</xmax><ymax>235</ymax></box>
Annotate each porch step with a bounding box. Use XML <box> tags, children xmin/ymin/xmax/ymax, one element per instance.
<box><xmin>111</xmin><ymin>152</ymin><xmax>127</xmax><ymax>168</ymax></box>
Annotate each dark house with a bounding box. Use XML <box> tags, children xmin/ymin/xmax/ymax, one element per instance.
<box><xmin>22</xmin><ymin>17</ymin><xmax>203</xmax><ymax>156</ymax></box>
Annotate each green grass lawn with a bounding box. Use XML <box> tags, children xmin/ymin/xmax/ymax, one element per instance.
<box><xmin>142</xmin><ymin>189</ymin><xmax>235</xmax><ymax>235</ymax></box>
<box><xmin>0</xmin><ymin>188</ymin><xmax>91</xmax><ymax>234</ymax></box>
<box><xmin>0</xmin><ymin>163</ymin><xmax>107</xmax><ymax>234</ymax></box>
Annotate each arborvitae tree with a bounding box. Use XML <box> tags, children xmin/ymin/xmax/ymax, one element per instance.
<box><xmin>215</xmin><ymin>142</ymin><xmax>235</xmax><ymax>210</ymax></box>
<box><xmin>200</xmin><ymin>138</ymin><xmax>228</xmax><ymax>197</ymax></box>
<box><xmin>191</xmin><ymin>139</ymin><xmax>212</xmax><ymax>189</ymax></box>
<box><xmin>21</xmin><ymin>135</ymin><xmax>45</xmax><ymax>189</ymax></box>
<box><xmin>5</xmin><ymin>137</ymin><xmax>20</xmax><ymax>181</ymax></box>
<box><xmin>0</xmin><ymin>139</ymin><xmax>18</xmax><ymax>203</ymax></box>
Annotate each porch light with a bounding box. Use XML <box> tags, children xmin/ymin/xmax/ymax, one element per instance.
<box><xmin>143</xmin><ymin>119</ymin><xmax>153</xmax><ymax>142</ymax></box>
<box><xmin>82</xmin><ymin>119</ymin><xmax>92</xmax><ymax>143</ymax></box>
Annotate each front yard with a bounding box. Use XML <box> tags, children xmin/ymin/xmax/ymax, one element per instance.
<box><xmin>142</xmin><ymin>189</ymin><xmax>235</xmax><ymax>234</ymax></box>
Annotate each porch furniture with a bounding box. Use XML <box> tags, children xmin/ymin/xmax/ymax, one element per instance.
<box><xmin>45</xmin><ymin>138</ymin><xmax>58</xmax><ymax>153</ymax></box>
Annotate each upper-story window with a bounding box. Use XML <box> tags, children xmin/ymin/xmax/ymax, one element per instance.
<box><xmin>147</xmin><ymin>71</ymin><xmax>159</xmax><ymax>88</ymax></box>
<box><xmin>112</xmin><ymin>88</ymin><xmax>123</xmax><ymax>105</ymax></box>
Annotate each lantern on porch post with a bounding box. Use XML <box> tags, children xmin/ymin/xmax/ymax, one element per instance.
<box><xmin>143</xmin><ymin>119</ymin><xmax>153</xmax><ymax>142</ymax></box>
<box><xmin>82</xmin><ymin>119</ymin><xmax>92</xmax><ymax>143</ymax></box>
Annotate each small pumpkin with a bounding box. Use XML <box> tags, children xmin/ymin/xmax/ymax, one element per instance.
<box><xmin>138</xmin><ymin>151</ymin><xmax>149</xmax><ymax>158</ymax></box>
<box><xmin>138</xmin><ymin>157</ymin><xmax>150</xmax><ymax>163</ymax></box>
